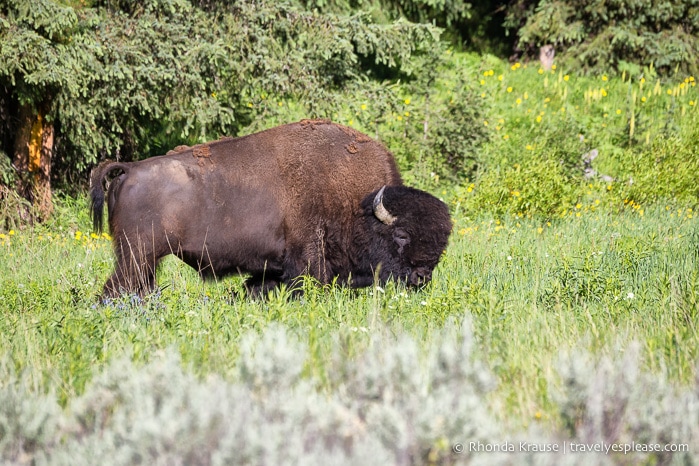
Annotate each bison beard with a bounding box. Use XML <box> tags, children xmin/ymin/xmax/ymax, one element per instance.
<box><xmin>90</xmin><ymin>120</ymin><xmax>452</xmax><ymax>299</ymax></box>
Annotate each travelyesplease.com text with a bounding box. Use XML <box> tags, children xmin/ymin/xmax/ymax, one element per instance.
<box><xmin>452</xmin><ymin>441</ymin><xmax>689</xmax><ymax>455</ymax></box>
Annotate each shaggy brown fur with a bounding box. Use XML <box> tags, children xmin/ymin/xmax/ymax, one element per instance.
<box><xmin>90</xmin><ymin>120</ymin><xmax>451</xmax><ymax>298</ymax></box>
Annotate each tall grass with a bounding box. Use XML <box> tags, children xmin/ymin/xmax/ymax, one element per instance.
<box><xmin>1</xmin><ymin>54</ymin><xmax>698</xmax><ymax>463</ymax></box>
<box><xmin>2</xmin><ymin>201</ymin><xmax>697</xmax><ymax>413</ymax></box>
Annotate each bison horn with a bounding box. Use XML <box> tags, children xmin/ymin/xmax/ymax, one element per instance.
<box><xmin>373</xmin><ymin>186</ymin><xmax>397</xmax><ymax>225</ymax></box>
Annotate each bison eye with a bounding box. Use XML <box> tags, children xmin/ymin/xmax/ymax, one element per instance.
<box><xmin>392</xmin><ymin>228</ymin><xmax>410</xmax><ymax>250</ymax></box>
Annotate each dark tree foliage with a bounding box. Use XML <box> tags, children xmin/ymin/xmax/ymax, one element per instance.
<box><xmin>0</xmin><ymin>0</ymin><xmax>440</xmax><ymax>220</ymax></box>
<box><xmin>296</xmin><ymin>0</ymin><xmax>509</xmax><ymax>52</ymax></box>
<box><xmin>298</xmin><ymin>0</ymin><xmax>471</xmax><ymax>25</ymax></box>
<box><xmin>504</xmin><ymin>0</ymin><xmax>699</xmax><ymax>75</ymax></box>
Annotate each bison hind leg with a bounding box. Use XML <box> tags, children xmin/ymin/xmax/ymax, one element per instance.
<box><xmin>102</xmin><ymin>262</ymin><xmax>157</xmax><ymax>300</ymax></box>
<box><xmin>102</xmin><ymin>236</ymin><xmax>160</xmax><ymax>300</ymax></box>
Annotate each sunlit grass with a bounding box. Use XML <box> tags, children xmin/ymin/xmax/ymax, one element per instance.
<box><xmin>2</xmin><ymin>197</ymin><xmax>697</xmax><ymax>429</ymax></box>
<box><xmin>2</xmin><ymin>54</ymin><xmax>699</xmax><ymax>439</ymax></box>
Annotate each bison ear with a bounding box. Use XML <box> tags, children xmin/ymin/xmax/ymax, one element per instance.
<box><xmin>373</xmin><ymin>186</ymin><xmax>397</xmax><ymax>225</ymax></box>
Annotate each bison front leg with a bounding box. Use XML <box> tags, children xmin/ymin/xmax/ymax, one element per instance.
<box><xmin>102</xmin><ymin>234</ymin><xmax>159</xmax><ymax>299</ymax></box>
<box><xmin>243</xmin><ymin>272</ymin><xmax>283</xmax><ymax>298</ymax></box>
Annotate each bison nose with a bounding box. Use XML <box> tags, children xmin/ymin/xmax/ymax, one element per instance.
<box><xmin>409</xmin><ymin>268</ymin><xmax>432</xmax><ymax>286</ymax></box>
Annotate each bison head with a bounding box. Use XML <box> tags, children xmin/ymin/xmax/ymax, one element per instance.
<box><xmin>358</xmin><ymin>185</ymin><xmax>452</xmax><ymax>288</ymax></box>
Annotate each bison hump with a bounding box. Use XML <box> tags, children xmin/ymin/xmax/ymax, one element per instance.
<box><xmin>166</xmin><ymin>145</ymin><xmax>191</xmax><ymax>155</ymax></box>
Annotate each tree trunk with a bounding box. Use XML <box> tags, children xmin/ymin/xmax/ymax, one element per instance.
<box><xmin>12</xmin><ymin>102</ymin><xmax>54</xmax><ymax>221</ymax></box>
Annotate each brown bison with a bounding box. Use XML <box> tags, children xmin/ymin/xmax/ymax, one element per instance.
<box><xmin>90</xmin><ymin>119</ymin><xmax>452</xmax><ymax>298</ymax></box>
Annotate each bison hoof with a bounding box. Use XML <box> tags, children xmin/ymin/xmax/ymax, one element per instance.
<box><xmin>409</xmin><ymin>268</ymin><xmax>432</xmax><ymax>287</ymax></box>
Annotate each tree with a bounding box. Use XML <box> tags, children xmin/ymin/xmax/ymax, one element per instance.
<box><xmin>0</xmin><ymin>0</ymin><xmax>440</xmax><ymax>224</ymax></box>
<box><xmin>0</xmin><ymin>0</ymin><xmax>79</xmax><ymax>219</ymax></box>
<box><xmin>0</xmin><ymin>0</ymin><xmax>237</xmax><ymax>220</ymax></box>
<box><xmin>504</xmin><ymin>0</ymin><xmax>699</xmax><ymax>75</ymax></box>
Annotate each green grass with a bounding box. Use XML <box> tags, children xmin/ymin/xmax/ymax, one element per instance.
<box><xmin>2</xmin><ymin>198</ymin><xmax>697</xmax><ymax>428</ymax></box>
<box><xmin>2</xmin><ymin>54</ymin><xmax>699</xmax><ymax>462</ymax></box>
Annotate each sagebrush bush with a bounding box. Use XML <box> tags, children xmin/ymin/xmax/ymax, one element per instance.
<box><xmin>554</xmin><ymin>344</ymin><xmax>699</xmax><ymax>465</ymax></box>
<box><xmin>0</xmin><ymin>360</ymin><xmax>60</xmax><ymax>462</ymax></box>
<box><xmin>1</xmin><ymin>321</ymin><xmax>697</xmax><ymax>465</ymax></box>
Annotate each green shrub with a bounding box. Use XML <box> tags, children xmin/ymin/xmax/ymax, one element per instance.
<box><xmin>464</xmin><ymin>156</ymin><xmax>577</xmax><ymax>218</ymax></box>
<box><xmin>612</xmin><ymin>128</ymin><xmax>699</xmax><ymax>206</ymax></box>
<box><xmin>429</xmin><ymin>80</ymin><xmax>491</xmax><ymax>179</ymax></box>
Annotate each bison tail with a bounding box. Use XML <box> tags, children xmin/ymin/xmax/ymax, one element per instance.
<box><xmin>89</xmin><ymin>161</ymin><xmax>129</xmax><ymax>233</ymax></box>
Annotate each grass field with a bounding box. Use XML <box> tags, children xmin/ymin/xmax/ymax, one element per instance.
<box><xmin>2</xmin><ymin>197</ymin><xmax>698</xmax><ymax>463</ymax></box>
<box><xmin>2</xmin><ymin>54</ymin><xmax>699</xmax><ymax>464</ymax></box>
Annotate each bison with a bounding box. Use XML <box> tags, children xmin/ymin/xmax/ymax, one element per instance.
<box><xmin>90</xmin><ymin>119</ymin><xmax>452</xmax><ymax>298</ymax></box>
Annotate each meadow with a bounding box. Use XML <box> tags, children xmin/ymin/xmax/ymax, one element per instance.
<box><xmin>1</xmin><ymin>53</ymin><xmax>699</xmax><ymax>464</ymax></box>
